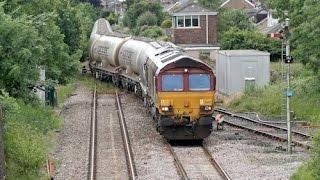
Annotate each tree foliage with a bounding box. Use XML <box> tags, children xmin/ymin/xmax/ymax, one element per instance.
<box><xmin>0</xmin><ymin>6</ymin><xmax>43</xmax><ymax>100</ymax></box>
<box><xmin>267</xmin><ymin>0</ymin><xmax>320</xmax><ymax>75</ymax></box>
<box><xmin>137</xmin><ymin>11</ymin><xmax>158</xmax><ymax>27</ymax></box>
<box><xmin>0</xmin><ymin>0</ymin><xmax>97</xmax><ymax>99</ymax></box>
<box><xmin>122</xmin><ymin>0</ymin><xmax>164</xmax><ymax>29</ymax></box>
<box><xmin>217</xmin><ymin>8</ymin><xmax>254</xmax><ymax>38</ymax></box>
<box><xmin>220</xmin><ymin>28</ymin><xmax>281</xmax><ymax>60</ymax></box>
<box><xmin>140</xmin><ymin>27</ymin><xmax>163</xmax><ymax>39</ymax></box>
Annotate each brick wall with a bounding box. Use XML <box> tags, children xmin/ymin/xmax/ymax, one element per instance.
<box><xmin>208</xmin><ymin>15</ymin><xmax>217</xmax><ymax>45</ymax></box>
<box><xmin>172</xmin><ymin>15</ymin><xmax>217</xmax><ymax>45</ymax></box>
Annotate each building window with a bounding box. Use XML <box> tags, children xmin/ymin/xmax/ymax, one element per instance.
<box><xmin>173</xmin><ymin>15</ymin><xmax>200</xmax><ymax>28</ymax></box>
<box><xmin>177</xmin><ymin>16</ymin><xmax>184</xmax><ymax>27</ymax></box>
<box><xmin>185</xmin><ymin>16</ymin><xmax>192</xmax><ymax>27</ymax></box>
<box><xmin>192</xmin><ymin>16</ymin><xmax>199</xmax><ymax>27</ymax></box>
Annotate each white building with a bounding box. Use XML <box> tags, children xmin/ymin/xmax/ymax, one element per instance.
<box><xmin>216</xmin><ymin>50</ymin><xmax>270</xmax><ymax>95</ymax></box>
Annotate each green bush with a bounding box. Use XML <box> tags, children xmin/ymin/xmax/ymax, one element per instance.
<box><xmin>292</xmin><ymin>131</ymin><xmax>320</xmax><ymax>179</ymax></box>
<box><xmin>122</xmin><ymin>0</ymin><xmax>164</xmax><ymax>29</ymax></box>
<box><xmin>5</xmin><ymin>121</ymin><xmax>47</xmax><ymax>175</ymax></box>
<box><xmin>57</xmin><ymin>81</ymin><xmax>76</xmax><ymax>107</ymax></box>
<box><xmin>161</xmin><ymin>19</ymin><xmax>172</xmax><ymax>28</ymax></box>
<box><xmin>227</xmin><ymin>83</ymin><xmax>283</xmax><ymax>115</ymax></box>
<box><xmin>107</xmin><ymin>12</ymin><xmax>118</xmax><ymax>25</ymax></box>
<box><xmin>227</xmin><ymin>73</ymin><xmax>320</xmax><ymax>122</ymax></box>
<box><xmin>270</xmin><ymin>62</ymin><xmax>303</xmax><ymax>83</ymax></box>
<box><xmin>137</xmin><ymin>11</ymin><xmax>158</xmax><ymax>26</ymax></box>
<box><xmin>140</xmin><ymin>27</ymin><xmax>163</xmax><ymax>38</ymax></box>
<box><xmin>1</xmin><ymin>92</ymin><xmax>60</xmax><ymax>178</ymax></box>
<box><xmin>220</xmin><ymin>28</ymin><xmax>282</xmax><ymax>61</ymax></box>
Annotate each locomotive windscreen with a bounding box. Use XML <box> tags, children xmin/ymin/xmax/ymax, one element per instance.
<box><xmin>189</xmin><ymin>74</ymin><xmax>211</xmax><ymax>91</ymax></box>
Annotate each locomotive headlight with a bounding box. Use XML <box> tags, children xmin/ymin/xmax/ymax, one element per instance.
<box><xmin>204</xmin><ymin>106</ymin><xmax>212</xmax><ymax>111</ymax></box>
<box><xmin>161</xmin><ymin>106</ymin><xmax>169</xmax><ymax>111</ymax></box>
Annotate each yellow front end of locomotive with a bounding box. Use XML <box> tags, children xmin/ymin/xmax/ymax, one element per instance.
<box><xmin>157</xmin><ymin>91</ymin><xmax>215</xmax><ymax>123</ymax></box>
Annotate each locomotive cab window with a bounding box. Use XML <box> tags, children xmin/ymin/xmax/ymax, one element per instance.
<box><xmin>162</xmin><ymin>74</ymin><xmax>183</xmax><ymax>91</ymax></box>
<box><xmin>189</xmin><ymin>74</ymin><xmax>211</xmax><ymax>91</ymax></box>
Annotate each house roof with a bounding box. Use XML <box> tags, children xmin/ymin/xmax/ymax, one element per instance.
<box><xmin>255</xmin><ymin>18</ymin><xmax>283</xmax><ymax>34</ymax></box>
<box><xmin>171</xmin><ymin>0</ymin><xmax>218</xmax><ymax>16</ymax></box>
<box><xmin>220</xmin><ymin>0</ymin><xmax>255</xmax><ymax>8</ymax></box>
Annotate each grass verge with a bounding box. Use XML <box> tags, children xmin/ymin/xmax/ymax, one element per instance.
<box><xmin>1</xmin><ymin>93</ymin><xmax>60</xmax><ymax>179</ymax></box>
<box><xmin>78</xmin><ymin>74</ymin><xmax>118</xmax><ymax>94</ymax></box>
<box><xmin>56</xmin><ymin>83</ymin><xmax>76</xmax><ymax>108</ymax></box>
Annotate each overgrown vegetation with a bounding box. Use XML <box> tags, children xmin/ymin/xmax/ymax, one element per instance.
<box><xmin>292</xmin><ymin>132</ymin><xmax>320</xmax><ymax>180</ymax></box>
<box><xmin>56</xmin><ymin>83</ymin><xmax>77</xmax><ymax>107</ymax></box>
<box><xmin>122</xmin><ymin>0</ymin><xmax>167</xmax><ymax>38</ymax></box>
<box><xmin>227</xmin><ymin>63</ymin><xmax>320</xmax><ymax>121</ymax></box>
<box><xmin>267</xmin><ymin>0</ymin><xmax>320</xmax><ymax>76</ymax></box>
<box><xmin>79</xmin><ymin>75</ymin><xmax>118</xmax><ymax>94</ymax></box>
<box><xmin>0</xmin><ymin>0</ymin><xmax>101</xmax><ymax>178</ymax></box>
<box><xmin>1</xmin><ymin>91</ymin><xmax>60</xmax><ymax>178</ymax></box>
<box><xmin>227</xmin><ymin>63</ymin><xmax>320</xmax><ymax>178</ymax></box>
<box><xmin>0</xmin><ymin>0</ymin><xmax>98</xmax><ymax>99</ymax></box>
<box><xmin>220</xmin><ymin>28</ymin><xmax>281</xmax><ymax>60</ymax></box>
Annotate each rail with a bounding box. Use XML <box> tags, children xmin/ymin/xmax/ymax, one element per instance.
<box><xmin>164</xmin><ymin>141</ymin><xmax>189</xmax><ymax>180</ymax></box>
<box><xmin>202</xmin><ymin>146</ymin><xmax>231</xmax><ymax>180</ymax></box>
<box><xmin>215</xmin><ymin>108</ymin><xmax>311</xmax><ymax>138</ymax></box>
<box><xmin>215</xmin><ymin>108</ymin><xmax>312</xmax><ymax>149</ymax></box>
<box><xmin>88</xmin><ymin>85</ymin><xmax>97</xmax><ymax>180</ymax></box>
<box><xmin>115</xmin><ymin>92</ymin><xmax>137</xmax><ymax>180</ymax></box>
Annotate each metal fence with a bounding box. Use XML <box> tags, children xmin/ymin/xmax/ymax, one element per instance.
<box><xmin>0</xmin><ymin>106</ymin><xmax>5</xmax><ymax>180</ymax></box>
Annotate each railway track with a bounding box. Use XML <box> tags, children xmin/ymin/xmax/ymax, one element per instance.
<box><xmin>88</xmin><ymin>88</ymin><xmax>137</xmax><ymax>180</ymax></box>
<box><xmin>115</xmin><ymin>91</ymin><xmax>137</xmax><ymax>180</ymax></box>
<box><xmin>164</xmin><ymin>141</ymin><xmax>231</xmax><ymax>180</ymax></box>
<box><xmin>215</xmin><ymin>108</ymin><xmax>312</xmax><ymax>149</ymax></box>
<box><xmin>88</xmin><ymin>85</ymin><xmax>97</xmax><ymax>180</ymax></box>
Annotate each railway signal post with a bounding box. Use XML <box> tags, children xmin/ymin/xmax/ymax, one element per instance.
<box><xmin>284</xmin><ymin>15</ymin><xmax>293</xmax><ymax>154</ymax></box>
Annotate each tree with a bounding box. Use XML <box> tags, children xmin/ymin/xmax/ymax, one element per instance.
<box><xmin>122</xmin><ymin>0</ymin><xmax>164</xmax><ymax>29</ymax></box>
<box><xmin>267</xmin><ymin>0</ymin><xmax>320</xmax><ymax>75</ymax></box>
<box><xmin>137</xmin><ymin>11</ymin><xmax>157</xmax><ymax>26</ymax></box>
<box><xmin>0</xmin><ymin>0</ymin><xmax>97</xmax><ymax>98</ymax></box>
<box><xmin>0</xmin><ymin>5</ymin><xmax>43</xmax><ymax>100</ymax></box>
<box><xmin>217</xmin><ymin>8</ymin><xmax>254</xmax><ymax>39</ymax></box>
<box><xmin>220</xmin><ymin>28</ymin><xmax>281</xmax><ymax>61</ymax></box>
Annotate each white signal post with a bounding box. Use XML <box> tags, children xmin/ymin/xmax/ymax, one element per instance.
<box><xmin>285</xmin><ymin>15</ymin><xmax>292</xmax><ymax>154</ymax></box>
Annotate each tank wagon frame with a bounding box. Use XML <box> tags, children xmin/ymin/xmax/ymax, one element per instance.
<box><xmin>89</xmin><ymin>19</ymin><xmax>216</xmax><ymax>140</ymax></box>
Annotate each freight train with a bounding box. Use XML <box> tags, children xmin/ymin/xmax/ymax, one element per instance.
<box><xmin>88</xmin><ymin>19</ymin><xmax>216</xmax><ymax>140</ymax></box>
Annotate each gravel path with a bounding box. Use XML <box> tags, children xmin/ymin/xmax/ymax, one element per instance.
<box><xmin>53</xmin><ymin>85</ymin><xmax>92</xmax><ymax>180</ymax></box>
<box><xmin>120</xmin><ymin>93</ymin><xmax>180</xmax><ymax>180</ymax></box>
<box><xmin>206</xmin><ymin>124</ymin><xmax>309</xmax><ymax>180</ymax></box>
<box><xmin>96</xmin><ymin>94</ymin><xmax>128</xmax><ymax>179</ymax></box>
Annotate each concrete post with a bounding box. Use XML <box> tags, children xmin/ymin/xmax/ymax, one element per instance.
<box><xmin>285</xmin><ymin>17</ymin><xmax>292</xmax><ymax>154</ymax></box>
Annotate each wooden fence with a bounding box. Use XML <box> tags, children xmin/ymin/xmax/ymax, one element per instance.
<box><xmin>0</xmin><ymin>106</ymin><xmax>5</xmax><ymax>180</ymax></box>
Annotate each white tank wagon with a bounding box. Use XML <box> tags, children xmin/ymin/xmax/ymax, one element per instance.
<box><xmin>89</xmin><ymin>18</ymin><xmax>217</xmax><ymax>140</ymax></box>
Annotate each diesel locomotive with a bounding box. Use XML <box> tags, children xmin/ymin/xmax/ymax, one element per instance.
<box><xmin>89</xmin><ymin>19</ymin><xmax>216</xmax><ymax>140</ymax></box>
